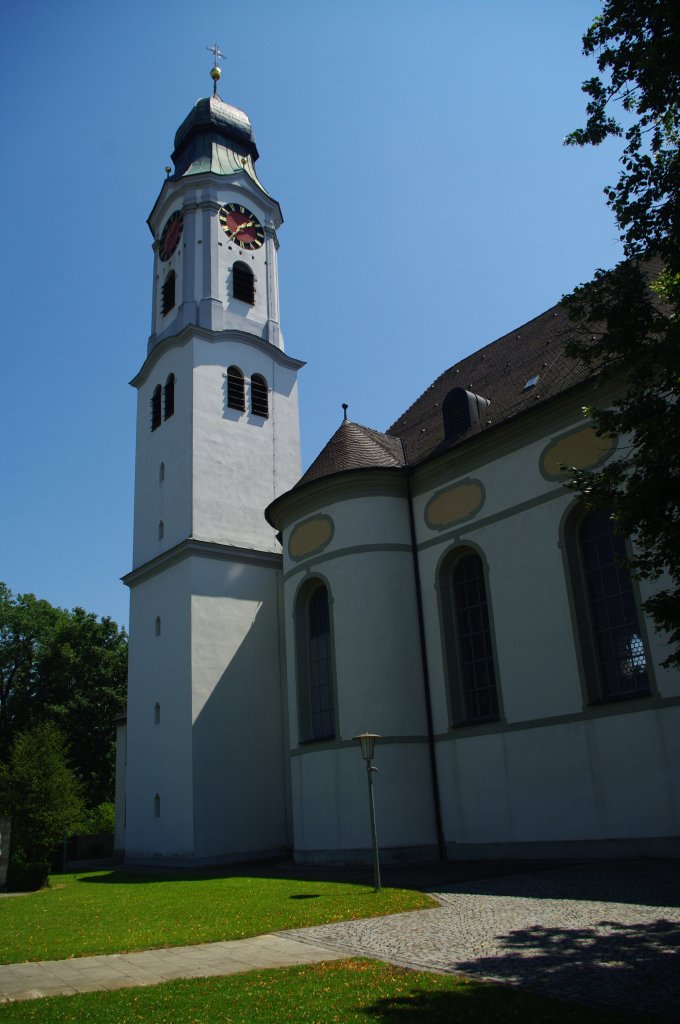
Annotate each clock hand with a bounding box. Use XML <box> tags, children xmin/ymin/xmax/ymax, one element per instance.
<box><xmin>232</xmin><ymin>220</ymin><xmax>254</xmax><ymax>235</ymax></box>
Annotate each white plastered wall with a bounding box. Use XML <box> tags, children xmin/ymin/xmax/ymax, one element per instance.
<box><xmin>413</xmin><ymin>416</ymin><xmax>680</xmax><ymax>852</ymax></box>
<box><xmin>125</xmin><ymin>561</ymin><xmax>194</xmax><ymax>861</ymax></box>
<box><xmin>189</xmin><ymin>554</ymin><xmax>288</xmax><ymax>860</ymax></box>
<box><xmin>282</xmin><ymin>490</ymin><xmax>439</xmax><ymax>859</ymax></box>
<box><xmin>191</xmin><ymin>336</ymin><xmax>301</xmax><ymax>552</ymax></box>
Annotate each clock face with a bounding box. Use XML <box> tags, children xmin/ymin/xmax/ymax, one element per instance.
<box><xmin>159</xmin><ymin>210</ymin><xmax>183</xmax><ymax>261</ymax></box>
<box><xmin>219</xmin><ymin>204</ymin><xmax>265</xmax><ymax>250</ymax></box>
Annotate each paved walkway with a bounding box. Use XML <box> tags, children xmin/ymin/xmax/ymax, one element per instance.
<box><xmin>1</xmin><ymin>861</ymin><xmax>678</xmax><ymax>1018</ymax></box>
<box><xmin>0</xmin><ymin>934</ymin><xmax>347</xmax><ymax>1002</ymax></box>
<box><xmin>282</xmin><ymin>861</ymin><xmax>680</xmax><ymax>1020</ymax></box>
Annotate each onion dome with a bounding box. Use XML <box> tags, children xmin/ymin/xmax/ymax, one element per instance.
<box><xmin>171</xmin><ymin>94</ymin><xmax>260</xmax><ymax>179</ymax></box>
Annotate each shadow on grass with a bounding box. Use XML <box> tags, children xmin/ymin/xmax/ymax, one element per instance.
<box><xmin>72</xmin><ymin>858</ymin><xmax>579</xmax><ymax>889</ymax></box>
<box><xmin>363</xmin><ymin>985</ymin><xmax>652</xmax><ymax>1024</ymax></box>
<box><xmin>73</xmin><ymin>859</ymin><xmax>680</xmax><ymax>911</ymax></box>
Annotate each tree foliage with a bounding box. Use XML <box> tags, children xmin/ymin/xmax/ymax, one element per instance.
<box><xmin>563</xmin><ymin>0</ymin><xmax>680</xmax><ymax>666</ymax></box>
<box><xmin>0</xmin><ymin>722</ymin><xmax>85</xmax><ymax>864</ymax></box>
<box><xmin>0</xmin><ymin>584</ymin><xmax>127</xmax><ymax>806</ymax></box>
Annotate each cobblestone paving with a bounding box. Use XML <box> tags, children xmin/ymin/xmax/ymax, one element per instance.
<box><xmin>277</xmin><ymin>861</ymin><xmax>680</xmax><ymax>1020</ymax></box>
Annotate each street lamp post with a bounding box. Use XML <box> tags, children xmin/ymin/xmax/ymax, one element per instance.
<box><xmin>353</xmin><ymin>732</ymin><xmax>381</xmax><ymax>892</ymax></box>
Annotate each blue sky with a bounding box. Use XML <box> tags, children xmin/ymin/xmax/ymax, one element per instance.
<box><xmin>0</xmin><ymin>0</ymin><xmax>623</xmax><ymax>629</ymax></box>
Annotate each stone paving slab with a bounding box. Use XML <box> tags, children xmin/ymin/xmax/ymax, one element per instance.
<box><xmin>0</xmin><ymin>934</ymin><xmax>348</xmax><ymax>1003</ymax></box>
<box><xmin>278</xmin><ymin>861</ymin><xmax>680</xmax><ymax>1021</ymax></box>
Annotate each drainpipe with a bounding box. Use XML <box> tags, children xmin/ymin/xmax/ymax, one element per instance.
<box><xmin>405</xmin><ymin>469</ymin><xmax>446</xmax><ymax>860</ymax></box>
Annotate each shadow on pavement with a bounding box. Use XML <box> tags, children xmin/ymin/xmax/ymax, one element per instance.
<box><xmin>448</xmin><ymin>916</ymin><xmax>680</xmax><ymax>1022</ymax></box>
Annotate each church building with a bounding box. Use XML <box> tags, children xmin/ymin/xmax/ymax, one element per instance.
<box><xmin>114</xmin><ymin>69</ymin><xmax>680</xmax><ymax>866</ymax></box>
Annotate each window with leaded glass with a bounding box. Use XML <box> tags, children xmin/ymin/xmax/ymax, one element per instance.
<box><xmin>449</xmin><ymin>551</ymin><xmax>499</xmax><ymax>723</ymax></box>
<box><xmin>307</xmin><ymin>585</ymin><xmax>335</xmax><ymax>740</ymax></box>
<box><xmin>296</xmin><ymin>580</ymin><xmax>335</xmax><ymax>743</ymax></box>
<box><xmin>578</xmin><ymin>509</ymin><xmax>648</xmax><ymax>699</ymax></box>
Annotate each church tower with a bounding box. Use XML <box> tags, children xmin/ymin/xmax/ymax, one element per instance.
<box><xmin>122</xmin><ymin>59</ymin><xmax>302</xmax><ymax>864</ymax></box>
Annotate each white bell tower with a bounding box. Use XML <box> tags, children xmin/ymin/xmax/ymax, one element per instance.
<box><xmin>121</xmin><ymin>58</ymin><xmax>303</xmax><ymax>865</ymax></box>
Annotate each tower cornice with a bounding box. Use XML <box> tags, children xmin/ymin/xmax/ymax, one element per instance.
<box><xmin>130</xmin><ymin>324</ymin><xmax>305</xmax><ymax>389</ymax></box>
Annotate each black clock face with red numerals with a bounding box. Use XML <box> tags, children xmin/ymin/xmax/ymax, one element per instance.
<box><xmin>159</xmin><ymin>210</ymin><xmax>183</xmax><ymax>261</ymax></box>
<box><xmin>219</xmin><ymin>203</ymin><xmax>265</xmax><ymax>250</ymax></box>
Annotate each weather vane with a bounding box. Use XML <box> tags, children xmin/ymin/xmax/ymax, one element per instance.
<box><xmin>207</xmin><ymin>43</ymin><xmax>225</xmax><ymax>95</ymax></box>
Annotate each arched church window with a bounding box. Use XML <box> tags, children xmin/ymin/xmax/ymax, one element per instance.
<box><xmin>251</xmin><ymin>374</ymin><xmax>269</xmax><ymax>418</ymax></box>
<box><xmin>295</xmin><ymin>580</ymin><xmax>335</xmax><ymax>742</ymax></box>
<box><xmin>567</xmin><ymin>506</ymin><xmax>649</xmax><ymax>701</ymax></box>
<box><xmin>154</xmin><ymin>702</ymin><xmax>161</xmax><ymax>725</ymax></box>
<box><xmin>155</xmin><ymin>616</ymin><xmax>161</xmax><ymax>636</ymax></box>
<box><xmin>158</xmin><ymin>520</ymin><xmax>164</xmax><ymax>541</ymax></box>
<box><xmin>232</xmin><ymin>261</ymin><xmax>255</xmax><ymax>305</ymax></box>
<box><xmin>164</xmin><ymin>373</ymin><xmax>175</xmax><ymax>420</ymax></box>
<box><xmin>227</xmin><ymin>366</ymin><xmax>246</xmax><ymax>411</ymax></box>
<box><xmin>154</xmin><ymin>794</ymin><xmax>161</xmax><ymax>818</ymax></box>
<box><xmin>159</xmin><ymin>462</ymin><xmax>165</xmax><ymax>483</ymax></box>
<box><xmin>161</xmin><ymin>270</ymin><xmax>176</xmax><ymax>316</ymax></box>
<box><xmin>151</xmin><ymin>385</ymin><xmax>162</xmax><ymax>431</ymax></box>
<box><xmin>439</xmin><ymin>547</ymin><xmax>500</xmax><ymax>725</ymax></box>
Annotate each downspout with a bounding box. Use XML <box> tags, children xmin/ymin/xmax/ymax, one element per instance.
<box><xmin>405</xmin><ymin>467</ymin><xmax>446</xmax><ymax>860</ymax></box>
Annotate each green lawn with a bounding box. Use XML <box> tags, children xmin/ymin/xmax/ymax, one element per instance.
<box><xmin>0</xmin><ymin>960</ymin><xmax>655</xmax><ymax>1024</ymax></box>
<box><xmin>0</xmin><ymin>870</ymin><xmax>433</xmax><ymax>964</ymax></box>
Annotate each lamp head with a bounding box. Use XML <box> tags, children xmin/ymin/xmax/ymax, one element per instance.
<box><xmin>353</xmin><ymin>732</ymin><xmax>381</xmax><ymax>761</ymax></box>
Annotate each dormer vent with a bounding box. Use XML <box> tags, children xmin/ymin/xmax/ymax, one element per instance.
<box><xmin>442</xmin><ymin>388</ymin><xmax>490</xmax><ymax>439</ymax></box>
<box><xmin>523</xmin><ymin>375</ymin><xmax>540</xmax><ymax>391</ymax></box>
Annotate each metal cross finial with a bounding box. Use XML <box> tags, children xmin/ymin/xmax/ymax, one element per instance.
<box><xmin>207</xmin><ymin>44</ymin><xmax>225</xmax><ymax>95</ymax></box>
<box><xmin>207</xmin><ymin>43</ymin><xmax>225</xmax><ymax>67</ymax></box>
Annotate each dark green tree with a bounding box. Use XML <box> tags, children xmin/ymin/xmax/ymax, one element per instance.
<box><xmin>563</xmin><ymin>0</ymin><xmax>680</xmax><ymax>666</ymax></box>
<box><xmin>0</xmin><ymin>722</ymin><xmax>85</xmax><ymax>865</ymax></box>
<box><xmin>0</xmin><ymin>585</ymin><xmax>127</xmax><ymax>806</ymax></box>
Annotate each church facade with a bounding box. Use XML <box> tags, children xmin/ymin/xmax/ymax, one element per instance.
<box><xmin>115</xmin><ymin>80</ymin><xmax>680</xmax><ymax>866</ymax></box>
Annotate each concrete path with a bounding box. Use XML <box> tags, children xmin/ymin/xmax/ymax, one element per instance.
<box><xmin>0</xmin><ymin>934</ymin><xmax>347</xmax><ymax>1002</ymax></box>
<box><xmin>1</xmin><ymin>861</ymin><xmax>678</xmax><ymax>1018</ymax></box>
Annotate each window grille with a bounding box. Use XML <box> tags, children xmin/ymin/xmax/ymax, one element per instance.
<box><xmin>151</xmin><ymin>385</ymin><xmax>162</xmax><ymax>431</ymax></box>
<box><xmin>232</xmin><ymin>261</ymin><xmax>255</xmax><ymax>304</ymax></box>
<box><xmin>227</xmin><ymin>366</ymin><xmax>245</xmax><ymax>411</ymax></box>
<box><xmin>164</xmin><ymin>373</ymin><xmax>175</xmax><ymax>420</ymax></box>
<box><xmin>251</xmin><ymin>374</ymin><xmax>269</xmax><ymax>418</ymax></box>
<box><xmin>161</xmin><ymin>271</ymin><xmax>176</xmax><ymax>316</ymax></box>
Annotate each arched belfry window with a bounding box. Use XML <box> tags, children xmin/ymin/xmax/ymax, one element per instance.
<box><xmin>251</xmin><ymin>374</ymin><xmax>269</xmax><ymax>418</ymax></box>
<box><xmin>164</xmin><ymin>373</ymin><xmax>175</xmax><ymax>420</ymax></box>
<box><xmin>151</xmin><ymin>385</ymin><xmax>162</xmax><ymax>431</ymax></box>
<box><xmin>440</xmin><ymin>548</ymin><xmax>500</xmax><ymax>725</ymax></box>
<box><xmin>232</xmin><ymin>261</ymin><xmax>255</xmax><ymax>305</ymax></box>
<box><xmin>295</xmin><ymin>580</ymin><xmax>335</xmax><ymax>742</ymax></box>
<box><xmin>227</xmin><ymin>366</ymin><xmax>245</xmax><ymax>411</ymax></box>
<box><xmin>161</xmin><ymin>270</ymin><xmax>176</xmax><ymax>316</ymax></box>
<box><xmin>568</xmin><ymin>507</ymin><xmax>649</xmax><ymax>701</ymax></box>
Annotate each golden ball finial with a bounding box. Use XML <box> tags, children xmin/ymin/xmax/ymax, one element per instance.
<box><xmin>210</xmin><ymin>66</ymin><xmax>222</xmax><ymax>82</ymax></box>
